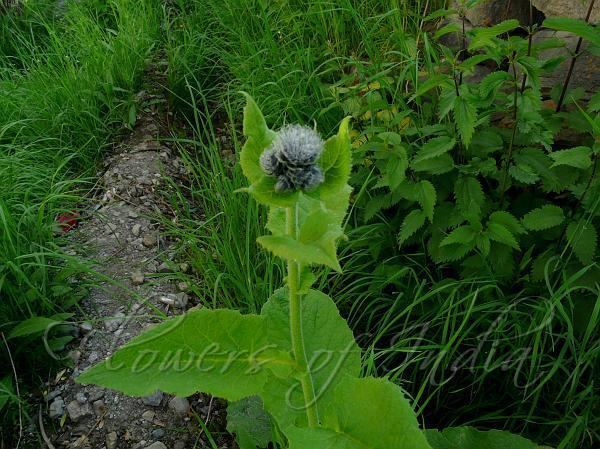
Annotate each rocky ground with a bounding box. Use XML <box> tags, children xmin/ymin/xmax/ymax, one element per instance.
<box><xmin>39</xmin><ymin>59</ymin><xmax>231</xmax><ymax>449</ymax></box>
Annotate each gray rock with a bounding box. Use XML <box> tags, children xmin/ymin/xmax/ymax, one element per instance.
<box><xmin>92</xmin><ymin>399</ymin><xmax>106</xmax><ymax>416</ymax></box>
<box><xmin>106</xmin><ymin>431</ymin><xmax>118</xmax><ymax>449</ymax></box>
<box><xmin>173</xmin><ymin>441</ymin><xmax>186</xmax><ymax>449</ymax></box>
<box><xmin>168</xmin><ymin>396</ymin><xmax>190</xmax><ymax>416</ymax></box>
<box><xmin>132</xmin><ymin>223</ymin><xmax>142</xmax><ymax>237</ymax></box>
<box><xmin>176</xmin><ymin>281</ymin><xmax>189</xmax><ymax>292</ymax></box>
<box><xmin>157</xmin><ymin>262</ymin><xmax>171</xmax><ymax>273</ymax></box>
<box><xmin>48</xmin><ymin>397</ymin><xmax>64</xmax><ymax>419</ymax></box>
<box><xmin>87</xmin><ymin>351</ymin><xmax>100</xmax><ymax>364</ymax></box>
<box><xmin>141</xmin><ymin>410</ymin><xmax>155</xmax><ymax>421</ymax></box>
<box><xmin>179</xmin><ymin>262</ymin><xmax>190</xmax><ymax>273</ymax></box>
<box><xmin>45</xmin><ymin>389</ymin><xmax>61</xmax><ymax>402</ymax></box>
<box><xmin>452</xmin><ymin>0</ymin><xmax>531</xmax><ymax>27</ymax></box>
<box><xmin>105</xmin><ymin>312</ymin><xmax>126</xmax><ymax>332</ymax></box>
<box><xmin>142</xmin><ymin>390</ymin><xmax>164</xmax><ymax>407</ymax></box>
<box><xmin>66</xmin><ymin>399</ymin><xmax>92</xmax><ymax>421</ymax></box>
<box><xmin>79</xmin><ymin>322</ymin><xmax>93</xmax><ymax>335</ymax></box>
<box><xmin>532</xmin><ymin>0</ymin><xmax>600</xmax><ymax>23</ymax></box>
<box><xmin>131</xmin><ymin>271</ymin><xmax>145</xmax><ymax>285</ymax></box>
<box><xmin>174</xmin><ymin>293</ymin><xmax>189</xmax><ymax>309</ymax></box>
<box><xmin>151</xmin><ymin>428</ymin><xmax>165</xmax><ymax>439</ymax></box>
<box><xmin>142</xmin><ymin>233</ymin><xmax>158</xmax><ymax>248</ymax></box>
<box><xmin>145</xmin><ymin>443</ymin><xmax>167</xmax><ymax>449</ymax></box>
<box><xmin>75</xmin><ymin>392</ymin><xmax>87</xmax><ymax>404</ymax></box>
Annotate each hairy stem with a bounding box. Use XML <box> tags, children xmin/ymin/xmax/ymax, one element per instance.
<box><xmin>520</xmin><ymin>1</ymin><xmax>534</xmax><ymax>93</ymax></box>
<box><xmin>286</xmin><ymin>206</ymin><xmax>319</xmax><ymax>427</ymax></box>
<box><xmin>499</xmin><ymin>54</ymin><xmax>519</xmax><ymax>207</ymax></box>
<box><xmin>556</xmin><ymin>0</ymin><xmax>596</xmax><ymax>112</ymax></box>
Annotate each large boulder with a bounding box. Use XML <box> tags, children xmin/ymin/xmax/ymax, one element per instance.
<box><xmin>532</xmin><ymin>0</ymin><xmax>599</xmax><ymax>22</ymax></box>
<box><xmin>452</xmin><ymin>0</ymin><xmax>533</xmax><ymax>27</ymax></box>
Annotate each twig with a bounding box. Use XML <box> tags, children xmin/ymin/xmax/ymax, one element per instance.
<box><xmin>38</xmin><ymin>407</ymin><xmax>56</xmax><ymax>449</ymax></box>
<box><xmin>556</xmin><ymin>0</ymin><xmax>596</xmax><ymax>112</ymax></box>
<box><xmin>1</xmin><ymin>332</ymin><xmax>22</xmax><ymax>449</ymax></box>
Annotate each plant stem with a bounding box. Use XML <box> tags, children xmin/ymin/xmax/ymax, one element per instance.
<box><xmin>555</xmin><ymin>0</ymin><xmax>596</xmax><ymax>112</ymax></box>
<box><xmin>520</xmin><ymin>1</ymin><xmax>534</xmax><ymax>94</ymax></box>
<box><xmin>499</xmin><ymin>55</ymin><xmax>519</xmax><ymax>208</ymax></box>
<box><xmin>286</xmin><ymin>206</ymin><xmax>319</xmax><ymax>427</ymax></box>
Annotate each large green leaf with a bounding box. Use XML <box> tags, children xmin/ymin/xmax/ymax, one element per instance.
<box><xmin>454</xmin><ymin>95</ymin><xmax>477</xmax><ymax>147</ymax></box>
<box><xmin>566</xmin><ymin>219</ymin><xmax>597</xmax><ymax>265</ymax></box>
<box><xmin>260</xmin><ymin>289</ymin><xmax>361</xmax><ymax>430</ymax></box>
<box><xmin>413</xmin><ymin>136</ymin><xmax>456</xmax><ymax>164</ymax></box>
<box><xmin>487</xmin><ymin>222</ymin><xmax>520</xmax><ymax>250</ymax></box>
<box><xmin>468</xmin><ymin>19</ymin><xmax>521</xmax><ymax>51</ymax></box>
<box><xmin>8</xmin><ymin>313</ymin><xmax>73</xmax><ymax>339</ymax></box>
<box><xmin>425</xmin><ymin>426</ymin><xmax>538</xmax><ymax>449</ymax></box>
<box><xmin>286</xmin><ymin>376</ymin><xmax>431</xmax><ymax>449</ymax></box>
<box><xmin>227</xmin><ymin>396</ymin><xmax>273</xmax><ymax>449</ymax></box>
<box><xmin>543</xmin><ymin>17</ymin><xmax>600</xmax><ymax>48</ymax></box>
<box><xmin>549</xmin><ymin>146</ymin><xmax>592</xmax><ymax>169</ymax></box>
<box><xmin>398</xmin><ymin>209</ymin><xmax>427</xmax><ymax>245</ymax></box>
<box><xmin>417</xmin><ymin>180</ymin><xmax>437</xmax><ymax>222</ymax></box>
<box><xmin>454</xmin><ymin>176</ymin><xmax>484</xmax><ymax>220</ymax></box>
<box><xmin>77</xmin><ymin>309</ymin><xmax>292</xmax><ymax>401</ymax></box>
<box><xmin>521</xmin><ymin>205</ymin><xmax>564</xmax><ymax>231</ymax></box>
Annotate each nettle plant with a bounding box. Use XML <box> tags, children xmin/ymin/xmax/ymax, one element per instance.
<box><xmin>78</xmin><ymin>95</ymin><xmax>543</xmax><ymax>448</ymax></box>
<box><xmin>333</xmin><ymin>12</ymin><xmax>600</xmax><ymax>286</ymax></box>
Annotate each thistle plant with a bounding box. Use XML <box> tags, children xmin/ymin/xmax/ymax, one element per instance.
<box><xmin>76</xmin><ymin>95</ymin><xmax>542</xmax><ymax>449</ymax></box>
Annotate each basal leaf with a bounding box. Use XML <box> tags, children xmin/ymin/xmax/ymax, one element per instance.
<box><xmin>8</xmin><ymin>313</ymin><xmax>73</xmax><ymax>339</ymax></box>
<box><xmin>240</xmin><ymin>93</ymin><xmax>277</xmax><ymax>184</ymax></box>
<box><xmin>549</xmin><ymin>146</ymin><xmax>592</xmax><ymax>169</ymax></box>
<box><xmin>521</xmin><ymin>205</ymin><xmax>564</xmax><ymax>231</ymax></box>
<box><xmin>566</xmin><ymin>219</ymin><xmax>597</xmax><ymax>265</ymax></box>
<box><xmin>227</xmin><ymin>396</ymin><xmax>273</xmax><ymax>449</ymax></box>
<box><xmin>426</xmin><ymin>427</ymin><xmax>537</xmax><ymax>449</ymax></box>
<box><xmin>260</xmin><ymin>289</ymin><xmax>361</xmax><ymax>430</ymax></box>
<box><xmin>286</xmin><ymin>376</ymin><xmax>431</xmax><ymax>449</ymax></box>
<box><xmin>77</xmin><ymin>309</ymin><xmax>291</xmax><ymax>401</ymax></box>
<box><xmin>413</xmin><ymin>136</ymin><xmax>456</xmax><ymax>164</ymax></box>
<box><xmin>398</xmin><ymin>209</ymin><xmax>427</xmax><ymax>245</ymax></box>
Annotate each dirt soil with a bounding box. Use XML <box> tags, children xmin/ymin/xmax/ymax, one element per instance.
<box><xmin>40</xmin><ymin>58</ymin><xmax>231</xmax><ymax>449</ymax></box>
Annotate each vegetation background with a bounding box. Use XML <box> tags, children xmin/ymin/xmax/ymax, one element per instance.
<box><xmin>1</xmin><ymin>0</ymin><xmax>598</xmax><ymax>448</ymax></box>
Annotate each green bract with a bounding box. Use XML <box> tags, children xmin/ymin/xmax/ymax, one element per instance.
<box><xmin>77</xmin><ymin>94</ymin><xmax>544</xmax><ymax>449</ymax></box>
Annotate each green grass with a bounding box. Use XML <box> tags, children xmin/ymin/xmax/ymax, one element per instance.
<box><xmin>0</xmin><ymin>0</ymin><xmax>161</xmax><ymax>440</ymax></box>
<box><xmin>162</xmin><ymin>1</ymin><xmax>599</xmax><ymax>448</ymax></box>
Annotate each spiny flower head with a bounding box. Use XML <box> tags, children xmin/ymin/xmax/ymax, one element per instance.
<box><xmin>259</xmin><ymin>124</ymin><xmax>325</xmax><ymax>192</ymax></box>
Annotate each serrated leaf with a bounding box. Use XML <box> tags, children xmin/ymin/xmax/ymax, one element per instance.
<box><xmin>509</xmin><ymin>164</ymin><xmax>540</xmax><ymax>184</ymax></box>
<box><xmin>386</xmin><ymin>150</ymin><xmax>408</xmax><ymax>190</ymax></box>
<box><xmin>227</xmin><ymin>397</ymin><xmax>273</xmax><ymax>449</ymax></box>
<box><xmin>77</xmin><ymin>309</ymin><xmax>292</xmax><ymax>401</ymax></box>
<box><xmin>475</xmin><ymin>234</ymin><xmax>491</xmax><ymax>257</ymax></box>
<box><xmin>260</xmin><ymin>289</ymin><xmax>361</xmax><ymax>430</ymax></box>
<box><xmin>398</xmin><ymin>209</ymin><xmax>427</xmax><ymax>245</ymax></box>
<box><xmin>468</xmin><ymin>19</ymin><xmax>521</xmax><ymax>51</ymax></box>
<box><xmin>286</xmin><ymin>376</ymin><xmax>431</xmax><ymax>449</ymax></box>
<box><xmin>413</xmin><ymin>136</ymin><xmax>456</xmax><ymax>164</ymax></box>
<box><xmin>455</xmin><ymin>176</ymin><xmax>484</xmax><ymax>220</ymax></box>
<box><xmin>417</xmin><ymin>180</ymin><xmax>437</xmax><ymax>221</ymax></box>
<box><xmin>566</xmin><ymin>220</ymin><xmax>597</xmax><ymax>265</ymax></box>
<box><xmin>426</xmin><ymin>426</ymin><xmax>537</xmax><ymax>449</ymax></box>
<box><xmin>549</xmin><ymin>146</ymin><xmax>592</xmax><ymax>169</ymax></box>
<box><xmin>411</xmin><ymin>153</ymin><xmax>455</xmax><ymax>174</ymax></box>
<box><xmin>522</xmin><ymin>205</ymin><xmax>565</xmax><ymax>231</ymax></box>
<box><xmin>454</xmin><ymin>95</ymin><xmax>477</xmax><ymax>147</ymax></box>
<box><xmin>489</xmin><ymin>211</ymin><xmax>526</xmax><ymax>235</ymax></box>
<box><xmin>240</xmin><ymin>93</ymin><xmax>277</xmax><ymax>184</ymax></box>
<box><xmin>543</xmin><ymin>17</ymin><xmax>600</xmax><ymax>48</ymax></box>
<box><xmin>487</xmin><ymin>222</ymin><xmax>520</xmax><ymax>250</ymax></box>
<box><xmin>440</xmin><ymin>225</ymin><xmax>477</xmax><ymax>247</ymax></box>
<box><xmin>479</xmin><ymin>71</ymin><xmax>511</xmax><ymax>99</ymax></box>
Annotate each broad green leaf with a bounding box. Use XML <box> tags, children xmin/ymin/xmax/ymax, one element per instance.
<box><xmin>479</xmin><ymin>72</ymin><xmax>511</xmax><ymax>99</ymax></box>
<box><xmin>509</xmin><ymin>164</ymin><xmax>540</xmax><ymax>184</ymax></box>
<box><xmin>260</xmin><ymin>289</ymin><xmax>361</xmax><ymax>430</ymax></box>
<box><xmin>487</xmin><ymin>222</ymin><xmax>520</xmax><ymax>250</ymax></box>
<box><xmin>440</xmin><ymin>226</ymin><xmax>477</xmax><ymax>247</ymax></box>
<box><xmin>566</xmin><ymin>220</ymin><xmax>597</xmax><ymax>265</ymax></box>
<box><xmin>227</xmin><ymin>396</ymin><xmax>273</xmax><ymax>449</ymax></box>
<box><xmin>489</xmin><ymin>211</ymin><xmax>526</xmax><ymax>235</ymax></box>
<box><xmin>469</xmin><ymin>129</ymin><xmax>504</xmax><ymax>155</ymax></box>
<box><xmin>240</xmin><ymin>93</ymin><xmax>277</xmax><ymax>184</ymax></box>
<box><xmin>549</xmin><ymin>146</ymin><xmax>592</xmax><ymax>169</ymax></box>
<box><xmin>409</xmin><ymin>74</ymin><xmax>453</xmax><ymax>102</ymax></box>
<box><xmin>475</xmin><ymin>234</ymin><xmax>491</xmax><ymax>257</ymax></box>
<box><xmin>454</xmin><ymin>95</ymin><xmax>477</xmax><ymax>147</ymax></box>
<box><xmin>286</xmin><ymin>376</ymin><xmax>431</xmax><ymax>449</ymax></box>
<box><xmin>411</xmin><ymin>153</ymin><xmax>455</xmax><ymax>174</ymax></box>
<box><xmin>454</xmin><ymin>176</ymin><xmax>484</xmax><ymax>220</ymax></box>
<box><xmin>468</xmin><ymin>19</ymin><xmax>521</xmax><ymax>51</ymax></box>
<box><xmin>426</xmin><ymin>426</ymin><xmax>537</xmax><ymax>449</ymax></box>
<box><xmin>77</xmin><ymin>309</ymin><xmax>291</xmax><ymax>401</ymax></box>
<box><xmin>417</xmin><ymin>180</ymin><xmax>437</xmax><ymax>221</ymax></box>
<box><xmin>386</xmin><ymin>149</ymin><xmax>408</xmax><ymax>190</ymax></box>
<box><xmin>413</xmin><ymin>136</ymin><xmax>456</xmax><ymax>164</ymax></box>
<box><xmin>522</xmin><ymin>205</ymin><xmax>565</xmax><ymax>231</ymax></box>
<box><xmin>398</xmin><ymin>209</ymin><xmax>427</xmax><ymax>245</ymax></box>
<box><xmin>543</xmin><ymin>17</ymin><xmax>600</xmax><ymax>48</ymax></box>
<box><xmin>8</xmin><ymin>313</ymin><xmax>73</xmax><ymax>339</ymax></box>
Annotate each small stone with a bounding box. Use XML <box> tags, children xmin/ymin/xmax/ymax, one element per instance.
<box><xmin>68</xmin><ymin>350</ymin><xmax>81</xmax><ymax>364</ymax></box>
<box><xmin>168</xmin><ymin>396</ymin><xmax>189</xmax><ymax>416</ymax></box>
<box><xmin>105</xmin><ymin>312</ymin><xmax>126</xmax><ymax>332</ymax></box>
<box><xmin>142</xmin><ymin>233</ymin><xmax>158</xmax><ymax>248</ymax></box>
<box><xmin>151</xmin><ymin>428</ymin><xmax>165</xmax><ymax>439</ymax></box>
<box><xmin>106</xmin><ymin>431</ymin><xmax>118</xmax><ymax>449</ymax></box>
<box><xmin>142</xmin><ymin>390</ymin><xmax>163</xmax><ymax>407</ymax></box>
<box><xmin>173</xmin><ymin>441</ymin><xmax>186</xmax><ymax>449</ymax></box>
<box><xmin>176</xmin><ymin>282</ymin><xmax>189</xmax><ymax>292</ymax></box>
<box><xmin>45</xmin><ymin>389</ymin><xmax>61</xmax><ymax>401</ymax></box>
<box><xmin>174</xmin><ymin>293</ymin><xmax>189</xmax><ymax>309</ymax></box>
<box><xmin>179</xmin><ymin>263</ymin><xmax>190</xmax><ymax>273</ymax></box>
<box><xmin>92</xmin><ymin>399</ymin><xmax>106</xmax><ymax>416</ymax></box>
<box><xmin>75</xmin><ymin>392</ymin><xmax>87</xmax><ymax>404</ymax></box>
<box><xmin>141</xmin><ymin>410</ymin><xmax>155</xmax><ymax>421</ymax></box>
<box><xmin>145</xmin><ymin>443</ymin><xmax>167</xmax><ymax>449</ymax></box>
<box><xmin>132</xmin><ymin>223</ymin><xmax>142</xmax><ymax>237</ymax></box>
<box><xmin>79</xmin><ymin>322</ymin><xmax>93</xmax><ymax>333</ymax></box>
<box><xmin>48</xmin><ymin>397</ymin><xmax>64</xmax><ymax>419</ymax></box>
<box><xmin>157</xmin><ymin>262</ymin><xmax>170</xmax><ymax>273</ymax></box>
<box><xmin>66</xmin><ymin>400</ymin><xmax>92</xmax><ymax>421</ymax></box>
<box><xmin>158</xmin><ymin>296</ymin><xmax>175</xmax><ymax>306</ymax></box>
<box><xmin>87</xmin><ymin>351</ymin><xmax>100</xmax><ymax>364</ymax></box>
<box><xmin>89</xmin><ymin>390</ymin><xmax>104</xmax><ymax>402</ymax></box>
<box><xmin>131</xmin><ymin>271</ymin><xmax>145</xmax><ymax>285</ymax></box>
<box><xmin>128</xmin><ymin>210</ymin><xmax>139</xmax><ymax>219</ymax></box>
